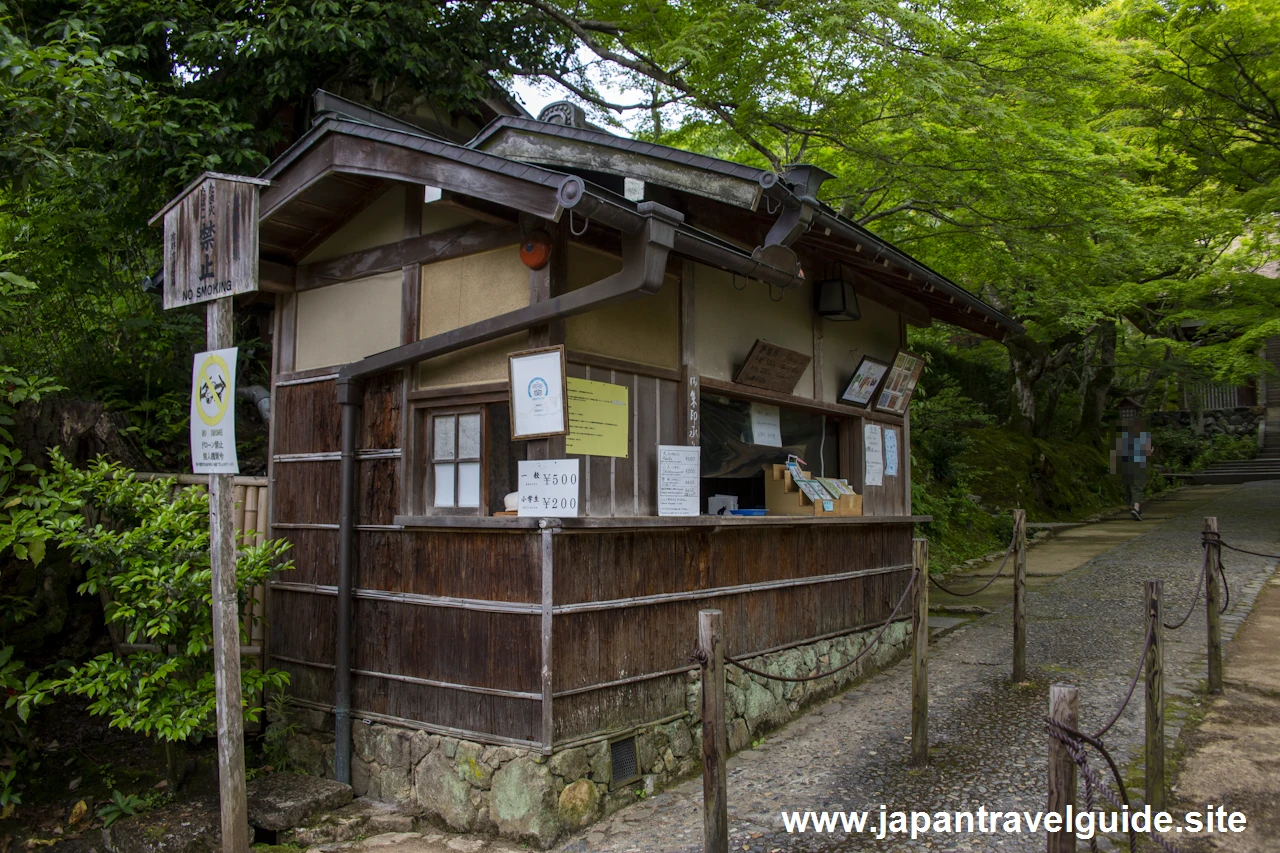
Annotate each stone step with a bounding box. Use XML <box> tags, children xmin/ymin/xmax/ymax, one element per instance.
<box><xmin>1179</xmin><ymin>470</ymin><xmax>1280</xmax><ymax>485</ymax></box>
<box><xmin>1204</xmin><ymin>462</ymin><xmax>1280</xmax><ymax>471</ymax></box>
<box><xmin>284</xmin><ymin>799</ymin><xmax>417</xmax><ymax>847</ymax></box>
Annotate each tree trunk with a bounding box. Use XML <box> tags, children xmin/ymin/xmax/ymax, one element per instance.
<box><xmin>1037</xmin><ymin>367</ymin><xmax>1073</xmax><ymax>439</ymax></box>
<box><xmin>1078</xmin><ymin>321</ymin><xmax>1117</xmax><ymax>439</ymax></box>
<box><xmin>1007</xmin><ymin>336</ymin><xmax>1047</xmax><ymax>436</ymax></box>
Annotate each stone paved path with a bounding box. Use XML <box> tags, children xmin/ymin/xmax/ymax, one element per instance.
<box><xmin>560</xmin><ymin>483</ymin><xmax>1280</xmax><ymax>853</ymax></box>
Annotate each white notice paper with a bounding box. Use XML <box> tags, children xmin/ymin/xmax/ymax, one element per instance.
<box><xmin>884</xmin><ymin>427</ymin><xmax>899</xmax><ymax>477</ymax></box>
<box><xmin>518</xmin><ymin>459</ymin><xmax>581</xmax><ymax>517</ymax></box>
<box><xmin>191</xmin><ymin>347</ymin><xmax>238</xmax><ymax>474</ymax></box>
<box><xmin>863</xmin><ymin>423</ymin><xmax>884</xmax><ymax>487</ymax></box>
<box><xmin>750</xmin><ymin>403</ymin><xmax>782</xmax><ymax>447</ymax></box>
<box><xmin>658</xmin><ymin>445</ymin><xmax>701</xmax><ymax>517</ymax></box>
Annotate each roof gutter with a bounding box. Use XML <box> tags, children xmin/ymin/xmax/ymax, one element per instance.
<box><xmin>809</xmin><ymin>208</ymin><xmax>1020</xmax><ymax>333</ymax></box>
<box><xmin>329</xmin><ymin>200</ymin><xmax>683</xmax><ymax>782</ymax></box>
<box><xmin>562</xmin><ymin>190</ymin><xmax>804</xmax><ymax>289</ymax></box>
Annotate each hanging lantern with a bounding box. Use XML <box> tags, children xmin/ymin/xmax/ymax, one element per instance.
<box><xmin>814</xmin><ymin>262</ymin><xmax>861</xmax><ymax>321</ymax></box>
<box><xmin>519</xmin><ymin>230</ymin><xmax>552</xmax><ymax>270</ymax></box>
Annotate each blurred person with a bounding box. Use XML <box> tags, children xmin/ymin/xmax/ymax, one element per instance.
<box><xmin>1111</xmin><ymin>417</ymin><xmax>1152</xmax><ymax>520</ymax></box>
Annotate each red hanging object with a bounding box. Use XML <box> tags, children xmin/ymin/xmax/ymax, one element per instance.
<box><xmin>520</xmin><ymin>230</ymin><xmax>552</xmax><ymax>270</ymax></box>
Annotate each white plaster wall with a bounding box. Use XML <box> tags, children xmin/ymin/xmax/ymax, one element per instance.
<box><xmin>692</xmin><ymin>263</ymin><xmax>815</xmax><ymax>396</ymax></box>
<box><xmin>294</xmin><ymin>271</ymin><xmax>402</xmax><ymax>370</ymax></box>
<box><xmin>819</xmin><ymin>297</ymin><xmax>903</xmax><ymax>404</ymax></box>
<box><xmin>418</xmin><ymin>245</ymin><xmax>528</xmax><ymax>388</ymax></box>
<box><xmin>300</xmin><ymin>186</ymin><xmax>476</xmax><ymax>265</ymax></box>
<box><xmin>565</xmin><ymin>245</ymin><xmax>679</xmax><ymax>369</ymax></box>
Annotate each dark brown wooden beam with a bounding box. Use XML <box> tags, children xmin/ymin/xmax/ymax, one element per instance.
<box><xmin>700</xmin><ymin>376</ymin><xmax>904</xmax><ymax>424</ymax></box>
<box><xmin>436</xmin><ymin>191</ymin><xmax>519</xmax><ymax>226</ymax></box>
<box><xmin>260</xmin><ymin>137</ymin><xmax>338</xmax><ymax>221</ymax></box>
<box><xmin>332</xmin><ymin>136</ymin><xmax>562</xmax><ymax>221</ymax></box>
<box><xmin>260</xmin><ymin>259</ymin><xmax>296</xmax><ymax>293</ymax></box>
<box><xmin>298</xmin><ymin>221</ymin><xmax>519</xmax><ymax>290</ymax></box>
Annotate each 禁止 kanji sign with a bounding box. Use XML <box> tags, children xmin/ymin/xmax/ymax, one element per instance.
<box><xmin>191</xmin><ymin>347</ymin><xmax>239</xmax><ymax>474</ymax></box>
<box><xmin>153</xmin><ymin>172</ymin><xmax>268</xmax><ymax>309</ymax></box>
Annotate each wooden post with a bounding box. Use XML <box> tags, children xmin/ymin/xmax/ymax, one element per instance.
<box><xmin>1205</xmin><ymin>517</ymin><xmax>1223</xmax><ymax>694</ymax></box>
<box><xmin>911</xmin><ymin>538</ymin><xmax>929</xmax><ymax>766</ymax></box>
<box><xmin>207</xmin><ymin>298</ymin><xmax>249</xmax><ymax>853</ymax></box>
<box><xmin>1013</xmin><ymin>509</ymin><xmax>1028</xmax><ymax>682</ymax></box>
<box><xmin>1047</xmin><ymin>684</ymin><xmax>1079</xmax><ymax>853</ymax></box>
<box><xmin>699</xmin><ymin>610</ymin><xmax>728</xmax><ymax>853</ymax></box>
<box><xmin>540</xmin><ymin>527</ymin><xmax>554</xmax><ymax>754</ymax></box>
<box><xmin>1145</xmin><ymin>579</ymin><xmax>1165</xmax><ymax>812</ymax></box>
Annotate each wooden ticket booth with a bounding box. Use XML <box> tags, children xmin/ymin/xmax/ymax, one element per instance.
<box><xmin>255</xmin><ymin>94</ymin><xmax>1019</xmax><ymax>845</ymax></box>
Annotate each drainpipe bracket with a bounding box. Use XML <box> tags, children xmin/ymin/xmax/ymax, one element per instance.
<box><xmin>336</xmin><ymin>375</ymin><xmax>364</xmax><ymax>406</ymax></box>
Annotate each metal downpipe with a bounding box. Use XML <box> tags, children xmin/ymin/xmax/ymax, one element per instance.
<box><xmin>333</xmin><ymin>377</ymin><xmax>362</xmax><ymax>783</ymax></box>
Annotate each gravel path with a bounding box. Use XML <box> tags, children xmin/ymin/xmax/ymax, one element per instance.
<box><xmin>563</xmin><ymin>483</ymin><xmax>1280</xmax><ymax>853</ymax></box>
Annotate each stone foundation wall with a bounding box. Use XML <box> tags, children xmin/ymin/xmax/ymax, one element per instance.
<box><xmin>1150</xmin><ymin>406</ymin><xmax>1264</xmax><ymax>438</ymax></box>
<box><xmin>278</xmin><ymin>618</ymin><xmax>912</xmax><ymax>848</ymax></box>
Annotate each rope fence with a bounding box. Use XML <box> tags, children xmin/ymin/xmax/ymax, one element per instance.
<box><xmin>927</xmin><ymin>535</ymin><xmax>1016</xmax><ymax>597</ymax></box>
<box><xmin>688</xmin><ymin>514</ymin><xmax>1268</xmax><ymax>853</ymax></box>
<box><xmin>1038</xmin><ymin>516</ymin><xmax>1277</xmax><ymax>853</ymax></box>
<box><xmin>716</xmin><ymin>569</ymin><xmax>918</xmax><ymax>684</ymax></box>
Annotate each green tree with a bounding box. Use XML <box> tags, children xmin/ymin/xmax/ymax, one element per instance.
<box><xmin>524</xmin><ymin>0</ymin><xmax>1278</xmax><ymax>434</ymax></box>
<box><xmin>0</xmin><ymin>0</ymin><xmax>572</xmax><ymax>459</ymax></box>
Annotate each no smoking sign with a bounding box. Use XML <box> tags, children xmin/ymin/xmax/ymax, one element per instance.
<box><xmin>191</xmin><ymin>347</ymin><xmax>239</xmax><ymax>474</ymax></box>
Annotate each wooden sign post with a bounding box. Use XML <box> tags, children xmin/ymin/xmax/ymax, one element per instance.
<box><xmin>152</xmin><ymin>172</ymin><xmax>268</xmax><ymax>853</ymax></box>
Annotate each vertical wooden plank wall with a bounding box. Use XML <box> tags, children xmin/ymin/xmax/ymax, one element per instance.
<box><xmin>269</xmin><ymin>371</ymin><xmax>546</xmax><ymax>747</ymax></box>
<box><xmin>550</xmin><ymin>523</ymin><xmax>915</xmax><ymax>743</ymax></box>
<box><xmin>563</xmin><ymin>360</ymin><xmax>680</xmax><ymax>517</ymax></box>
<box><xmin>840</xmin><ymin>414</ymin><xmax>909</xmax><ymax>517</ymax></box>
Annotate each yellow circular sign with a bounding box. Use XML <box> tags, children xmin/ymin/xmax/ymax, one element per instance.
<box><xmin>195</xmin><ymin>353</ymin><xmax>232</xmax><ymax>427</ymax></box>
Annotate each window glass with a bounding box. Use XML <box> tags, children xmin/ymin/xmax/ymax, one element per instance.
<box><xmin>700</xmin><ymin>395</ymin><xmax>830</xmax><ymax>478</ymax></box>
<box><xmin>699</xmin><ymin>394</ymin><xmax>841</xmax><ymax>513</ymax></box>
<box><xmin>458</xmin><ymin>413</ymin><xmax>482</xmax><ymax>458</ymax></box>
<box><xmin>457</xmin><ymin>461</ymin><xmax>482</xmax><ymax>507</ymax></box>
<box><xmin>433</xmin><ymin>415</ymin><xmax>456</xmax><ymax>461</ymax></box>
<box><xmin>433</xmin><ymin>462</ymin><xmax>456</xmax><ymax>506</ymax></box>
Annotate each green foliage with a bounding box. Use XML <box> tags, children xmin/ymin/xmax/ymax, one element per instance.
<box><xmin>545</xmin><ymin>0</ymin><xmax>1280</xmax><ymax>435</ymax></box>
<box><xmin>30</xmin><ymin>455</ymin><xmax>294</xmax><ymax>743</ymax></box>
<box><xmin>260</xmin><ymin>692</ymin><xmax>299</xmax><ymax>773</ymax></box>
<box><xmin>1150</xmin><ymin>426</ymin><xmax>1259</xmax><ymax>473</ymax></box>
<box><xmin>0</xmin><ymin>0</ymin><xmax>571</xmax><ymax>464</ymax></box>
<box><xmin>97</xmin><ymin>789</ymin><xmax>145</xmax><ymax>827</ymax></box>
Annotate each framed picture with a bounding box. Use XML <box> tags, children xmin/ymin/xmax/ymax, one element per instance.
<box><xmin>874</xmin><ymin>350</ymin><xmax>925</xmax><ymax>416</ymax></box>
<box><xmin>508</xmin><ymin>345</ymin><xmax>568</xmax><ymax>439</ymax></box>
<box><xmin>839</xmin><ymin>356</ymin><xmax>891</xmax><ymax>408</ymax></box>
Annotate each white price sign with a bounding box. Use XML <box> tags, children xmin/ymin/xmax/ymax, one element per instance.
<box><xmin>191</xmin><ymin>347</ymin><xmax>239</xmax><ymax>474</ymax></box>
<box><xmin>518</xmin><ymin>459</ymin><xmax>581</xmax><ymax>517</ymax></box>
<box><xmin>658</xmin><ymin>445</ymin><xmax>701</xmax><ymax>517</ymax></box>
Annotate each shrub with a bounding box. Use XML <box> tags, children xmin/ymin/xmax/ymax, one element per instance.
<box><xmin>31</xmin><ymin>454</ymin><xmax>293</xmax><ymax>743</ymax></box>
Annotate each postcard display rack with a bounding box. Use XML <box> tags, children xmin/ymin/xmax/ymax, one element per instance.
<box><xmin>764</xmin><ymin>462</ymin><xmax>863</xmax><ymax>517</ymax></box>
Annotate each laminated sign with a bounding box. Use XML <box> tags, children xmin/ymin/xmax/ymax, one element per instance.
<box><xmin>191</xmin><ymin>347</ymin><xmax>239</xmax><ymax>474</ymax></box>
<box><xmin>518</xmin><ymin>459</ymin><xmax>581</xmax><ymax>517</ymax></box>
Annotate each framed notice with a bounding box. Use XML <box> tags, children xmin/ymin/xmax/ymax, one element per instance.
<box><xmin>839</xmin><ymin>356</ymin><xmax>890</xmax><ymax>408</ymax></box>
<box><xmin>508</xmin><ymin>346</ymin><xmax>568</xmax><ymax>439</ymax></box>
<box><xmin>874</xmin><ymin>350</ymin><xmax>925</xmax><ymax>416</ymax></box>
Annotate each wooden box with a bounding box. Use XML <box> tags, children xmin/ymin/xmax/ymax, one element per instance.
<box><xmin>764</xmin><ymin>464</ymin><xmax>863</xmax><ymax>517</ymax></box>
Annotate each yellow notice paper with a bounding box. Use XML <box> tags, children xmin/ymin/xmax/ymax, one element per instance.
<box><xmin>566</xmin><ymin>377</ymin><xmax>629</xmax><ymax>458</ymax></box>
